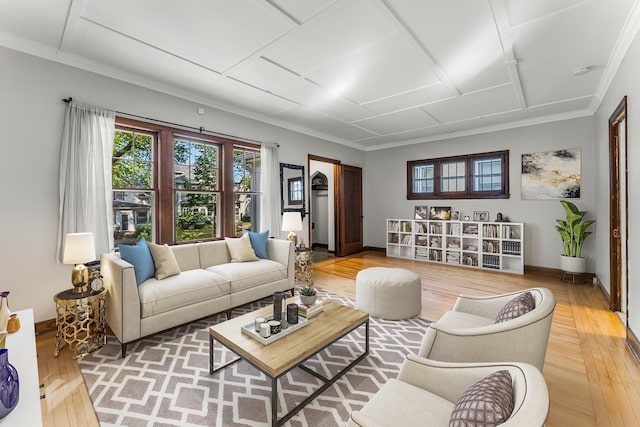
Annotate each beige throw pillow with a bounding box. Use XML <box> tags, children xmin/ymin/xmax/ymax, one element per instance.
<box><xmin>225</xmin><ymin>233</ymin><xmax>259</xmax><ymax>262</ymax></box>
<box><xmin>147</xmin><ymin>242</ymin><xmax>181</xmax><ymax>280</ymax></box>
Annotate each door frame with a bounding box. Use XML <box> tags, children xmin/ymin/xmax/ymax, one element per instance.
<box><xmin>308</xmin><ymin>154</ymin><xmax>341</xmax><ymax>252</ymax></box>
<box><xmin>608</xmin><ymin>96</ymin><xmax>628</xmax><ymax>314</ymax></box>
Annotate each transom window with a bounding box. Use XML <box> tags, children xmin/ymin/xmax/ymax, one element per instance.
<box><xmin>407</xmin><ymin>151</ymin><xmax>509</xmax><ymax>199</ymax></box>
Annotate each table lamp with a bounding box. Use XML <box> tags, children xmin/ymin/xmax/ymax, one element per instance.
<box><xmin>281</xmin><ymin>212</ymin><xmax>303</xmax><ymax>245</ymax></box>
<box><xmin>63</xmin><ymin>232</ymin><xmax>96</xmax><ymax>293</ymax></box>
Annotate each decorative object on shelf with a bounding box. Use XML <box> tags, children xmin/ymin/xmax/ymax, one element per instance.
<box><xmin>464</xmin><ymin>215</ymin><xmax>470</xmax><ymax>221</ymax></box>
<box><xmin>429</xmin><ymin>206</ymin><xmax>451</xmax><ymax>220</ymax></box>
<box><xmin>299</xmin><ymin>286</ymin><xmax>317</xmax><ymax>306</ymax></box>
<box><xmin>450</xmin><ymin>210</ymin><xmax>460</xmax><ymax>221</ymax></box>
<box><xmin>0</xmin><ymin>348</ymin><xmax>19</xmax><ymax>420</ymax></box>
<box><xmin>268</xmin><ymin>320</ymin><xmax>281</xmax><ymax>335</ymax></box>
<box><xmin>556</xmin><ymin>200</ymin><xmax>595</xmax><ymax>274</ymax></box>
<box><xmin>287</xmin><ymin>303</ymin><xmax>298</xmax><ymax>324</ymax></box>
<box><xmin>496</xmin><ymin>212</ymin><xmax>503</xmax><ymax>222</ymax></box>
<box><xmin>254</xmin><ymin>317</ymin><xmax>265</xmax><ymax>332</ymax></box>
<box><xmin>414</xmin><ymin>205</ymin><xmax>428</xmax><ymax>219</ymax></box>
<box><xmin>272</xmin><ymin>291</ymin><xmax>286</xmax><ymax>321</ymax></box>
<box><xmin>473</xmin><ymin>211</ymin><xmax>489</xmax><ymax>221</ymax></box>
<box><xmin>522</xmin><ymin>148</ymin><xmax>581</xmax><ymax>199</ymax></box>
<box><xmin>281</xmin><ymin>211</ymin><xmax>303</xmax><ymax>244</ymax></box>
<box><xmin>62</xmin><ymin>232</ymin><xmax>97</xmax><ymax>293</ymax></box>
<box><xmin>6</xmin><ymin>314</ymin><xmax>19</xmax><ymax>334</ymax></box>
<box><xmin>259</xmin><ymin>323</ymin><xmax>270</xmax><ymax>338</ymax></box>
<box><xmin>89</xmin><ymin>270</ymin><xmax>104</xmax><ymax>293</ymax></box>
<box><xmin>0</xmin><ymin>292</ymin><xmax>10</xmax><ymax>331</ymax></box>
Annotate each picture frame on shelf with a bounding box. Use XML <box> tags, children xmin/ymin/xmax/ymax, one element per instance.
<box><xmin>473</xmin><ymin>211</ymin><xmax>489</xmax><ymax>222</ymax></box>
<box><xmin>429</xmin><ymin>206</ymin><xmax>451</xmax><ymax>220</ymax></box>
<box><xmin>450</xmin><ymin>210</ymin><xmax>460</xmax><ymax>221</ymax></box>
<box><xmin>414</xmin><ymin>206</ymin><xmax>428</xmax><ymax>220</ymax></box>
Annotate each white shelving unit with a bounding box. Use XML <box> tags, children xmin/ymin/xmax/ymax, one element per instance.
<box><xmin>386</xmin><ymin>219</ymin><xmax>524</xmax><ymax>274</ymax></box>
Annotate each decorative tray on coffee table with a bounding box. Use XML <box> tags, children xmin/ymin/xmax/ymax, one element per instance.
<box><xmin>241</xmin><ymin>316</ymin><xmax>309</xmax><ymax>345</ymax></box>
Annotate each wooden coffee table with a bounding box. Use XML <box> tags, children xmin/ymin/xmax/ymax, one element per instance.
<box><xmin>209</xmin><ymin>298</ymin><xmax>369</xmax><ymax>427</ymax></box>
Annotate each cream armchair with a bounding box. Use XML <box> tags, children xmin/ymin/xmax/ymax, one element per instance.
<box><xmin>418</xmin><ymin>287</ymin><xmax>555</xmax><ymax>371</ymax></box>
<box><xmin>347</xmin><ymin>355</ymin><xmax>549</xmax><ymax>427</ymax></box>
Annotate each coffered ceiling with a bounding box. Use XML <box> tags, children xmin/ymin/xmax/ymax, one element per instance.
<box><xmin>1</xmin><ymin>0</ymin><xmax>638</xmax><ymax>150</ymax></box>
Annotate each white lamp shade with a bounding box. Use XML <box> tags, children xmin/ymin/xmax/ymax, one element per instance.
<box><xmin>63</xmin><ymin>232</ymin><xmax>96</xmax><ymax>264</ymax></box>
<box><xmin>281</xmin><ymin>212</ymin><xmax>303</xmax><ymax>232</ymax></box>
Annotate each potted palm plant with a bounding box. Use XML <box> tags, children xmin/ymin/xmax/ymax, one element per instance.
<box><xmin>555</xmin><ymin>200</ymin><xmax>595</xmax><ymax>273</ymax></box>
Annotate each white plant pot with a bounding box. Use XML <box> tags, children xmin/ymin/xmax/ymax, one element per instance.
<box><xmin>560</xmin><ymin>255</ymin><xmax>586</xmax><ymax>273</ymax></box>
<box><xmin>300</xmin><ymin>294</ymin><xmax>316</xmax><ymax>306</ymax></box>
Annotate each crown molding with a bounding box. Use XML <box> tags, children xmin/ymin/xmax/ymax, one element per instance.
<box><xmin>361</xmin><ymin>109</ymin><xmax>593</xmax><ymax>151</ymax></box>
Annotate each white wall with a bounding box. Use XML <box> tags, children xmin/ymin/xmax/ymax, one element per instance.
<box><xmin>0</xmin><ymin>47</ymin><xmax>364</xmax><ymax>322</ymax></box>
<box><xmin>594</xmin><ymin>28</ymin><xmax>640</xmax><ymax>334</ymax></box>
<box><xmin>364</xmin><ymin>117</ymin><xmax>596</xmax><ymax>270</ymax></box>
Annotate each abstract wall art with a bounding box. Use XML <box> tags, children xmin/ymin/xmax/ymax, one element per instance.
<box><xmin>521</xmin><ymin>148</ymin><xmax>581</xmax><ymax>199</ymax></box>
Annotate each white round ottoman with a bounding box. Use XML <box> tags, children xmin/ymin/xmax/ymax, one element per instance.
<box><xmin>356</xmin><ymin>267</ymin><xmax>422</xmax><ymax>320</ymax></box>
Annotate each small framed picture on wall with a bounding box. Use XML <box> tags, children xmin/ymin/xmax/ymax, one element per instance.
<box><xmin>450</xmin><ymin>210</ymin><xmax>460</xmax><ymax>221</ymax></box>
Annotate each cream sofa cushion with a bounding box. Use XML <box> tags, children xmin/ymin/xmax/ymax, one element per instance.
<box><xmin>170</xmin><ymin>244</ymin><xmax>201</xmax><ymax>271</ymax></box>
<box><xmin>138</xmin><ymin>269</ymin><xmax>230</xmax><ymax>318</ymax></box>
<box><xmin>207</xmin><ymin>259</ymin><xmax>287</xmax><ymax>293</ymax></box>
<box><xmin>357</xmin><ymin>378</ymin><xmax>453</xmax><ymax>426</ymax></box>
<box><xmin>225</xmin><ymin>233</ymin><xmax>259</xmax><ymax>262</ymax></box>
<box><xmin>198</xmin><ymin>241</ymin><xmax>231</xmax><ymax>268</ymax></box>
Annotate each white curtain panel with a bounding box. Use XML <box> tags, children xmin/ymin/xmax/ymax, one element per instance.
<box><xmin>260</xmin><ymin>142</ymin><xmax>281</xmax><ymax>236</ymax></box>
<box><xmin>57</xmin><ymin>101</ymin><xmax>115</xmax><ymax>262</ymax></box>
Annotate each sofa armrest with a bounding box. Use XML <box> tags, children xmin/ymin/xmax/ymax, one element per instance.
<box><xmin>397</xmin><ymin>355</ymin><xmax>549</xmax><ymax>426</ymax></box>
<box><xmin>267</xmin><ymin>239</ymin><xmax>294</xmax><ymax>282</ymax></box>
<box><xmin>100</xmin><ymin>252</ymin><xmax>141</xmax><ymax>345</ymax></box>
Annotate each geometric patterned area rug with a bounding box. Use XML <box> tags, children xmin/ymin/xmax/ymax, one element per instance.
<box><xmin>78</xmin><ymin>292</ymin><xmax>431</xmax><ymax>426</ymax></box>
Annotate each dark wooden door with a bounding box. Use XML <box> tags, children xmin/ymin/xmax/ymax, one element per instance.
<box><xmin>336</xmin><ymin>164</ymin><xmax>363</xmax><ymax>256</ymax></box>
<box><xmin>609</xmin><ymin>96</ymin><xmax>627</xmax><ymax>313</ymax></box>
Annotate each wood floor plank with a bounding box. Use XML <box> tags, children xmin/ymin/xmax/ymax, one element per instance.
<box><xmin>34</xmin><ymin>251</ymin><xmax>640</xmax><ymax>427</ymax></box>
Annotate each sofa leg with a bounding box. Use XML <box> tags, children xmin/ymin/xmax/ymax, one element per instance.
<box><xmin>226</xmin><ymin>309</ymin><xmax>232</xmax><ymax>320</ymax></box>
<box><xmin>290</xmin><ymin>288</ymin><xmax>295</xmax><ymax>297</ymax></box>
<box><xmin>121</xmin><ymin>343</ymin><xmax>127</xmax><ymax>358</ymax></box>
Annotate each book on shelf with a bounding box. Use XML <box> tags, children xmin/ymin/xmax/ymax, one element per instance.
<box><xmin>297</xmin><ymin>301</ymin><xmax>324</xmax><ymax>318</ymax></box>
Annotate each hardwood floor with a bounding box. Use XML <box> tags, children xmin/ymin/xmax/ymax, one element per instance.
<box><xmin>36</xmin><ymin>251</ymin><xmax>640</xmax><ymax>426</ymax></box>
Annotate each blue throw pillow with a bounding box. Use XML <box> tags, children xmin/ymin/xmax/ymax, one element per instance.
<box><xmin>119</xmin><ymin>238</ymin><xmax>155</xmax><ymax>286</ymax></box>
<box><xmin>242</xmin><ymin>229</ymin><xmax>269</xmax><ymax>259</ymax></box>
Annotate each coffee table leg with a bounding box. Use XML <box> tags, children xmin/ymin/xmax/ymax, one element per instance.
<box><xmin>209</xmin><ymin>335</ymin><xmax>214</xmax><ymax>374</ymax></box>
<box><xmin>272</xmin><ymin>376</ymin><xmax>278</xmax><ymax>427</ymax></box>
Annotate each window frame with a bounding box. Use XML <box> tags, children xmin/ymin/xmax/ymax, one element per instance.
<box><xmin>113</xmin><ymin>116</ymin><xmax>261</xmax><ymax>245</ymax></box>
<box><xmin>407</xmin><ymin>150</ymin><xmax>509</xmax><ymax>200</ymax></box>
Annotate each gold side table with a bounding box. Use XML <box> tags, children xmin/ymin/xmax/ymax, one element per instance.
<box><xmin>295</xmin><ymin>247</ymin><xmax>313</xmax><ymax>285</ymax></box>
<box><xmin>53</xmin><ymin>288</ymin><xmax>107</xmax><ymax>358</ymax></box>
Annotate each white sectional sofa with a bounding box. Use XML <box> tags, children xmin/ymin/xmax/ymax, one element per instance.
<box><xmin>100</xmin><ymin>238</ymin><xmax>294</xmax><ymax>357</ymax></box>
